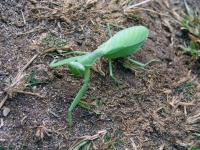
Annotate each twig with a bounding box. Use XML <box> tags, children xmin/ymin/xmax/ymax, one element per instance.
<box><xmin>69</xmin><ymin>130</ymin><xmax>107</xmax><ymax>150</ymax></box>
<box><xmin>16</xmin><ymin>91</ymin><xmax>45</xmax><ymax>99</ymax></box>
<box><xmin>0</xmin><ymin>95</ymin><xmax>8</xmax><ymax>109</ymax></box>
<box><xmin>21</xmin><ymin>10</ymin><xmax>26</xmax><ymax>25</ymax></box>
<box><xmin>125</xmin><ymin>0</ymin><xmax>152</xmax><ymax>9</ymax></box>
<box><xmin>1</xmin><ymin>54</ymin><xmax>39</xmax><ymax>109</ymax></box>
<box><xmin>124</xmin><ymin>7</ymin><xmax>170</xmax><ymax>17</ymax></box>
<box><xmin>173</xmin><ymin>102</ymin><xmax>196</xmax><ymax>113</ymax></box>
<box><xmin>130</xmin><ymin>138</ymin><xmax>138</xmax><ymax>150</ymax></box>
<box><xmin>0</xmin><ymin>72</ymin><xmax>8</xmax><ymax>75</ymax></box>
<box><xmin>17</xmin><ymin>25</ymin><xmax>46</xmax><ymax>36</ymax></box>
<box><xmin>8</xmin><ymin>54</ymin><xmax>38</xmax><ymax>89</ymax></box>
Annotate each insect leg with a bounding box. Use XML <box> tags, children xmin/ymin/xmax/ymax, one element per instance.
<box><xmin>109</xmin><ymin>59</ymin><xmax>120</xmax><ymax>86</ymax></box>
<box><xmin>61</xmin><ymin>51</ymin><xmax>90</xmax><ymax>56</ymax></box>
<box><xmin>50</xmin><ymin>56</ymin><xmax>81</xmax><ymax>68</ymax></box>
<box><xmin>106</xmin><ymin>23</ymin><xmax>126</xmax><ymax>38</ymax></box>
<box><xmin>68</xmin><ymin>67</ymin><xmax>90</xmax><ymax>130</ymax></box>
<box><xmin>128</xmin><ymin>58</ymin><xmax>161</xmax><ymax>68</ymax></box>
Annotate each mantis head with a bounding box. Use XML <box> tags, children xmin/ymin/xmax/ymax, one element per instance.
<box><xmin>68</xmin><ymin>62</ymin><xmax>85</xmax><ymax>76</ymax></box>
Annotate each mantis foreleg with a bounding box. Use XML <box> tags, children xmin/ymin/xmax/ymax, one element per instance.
<box><xmin>61</xmin><ymin>51</ymin><xmax>90</xmax><ymax>56</ymax></box>
<box><xmin>68</xmin><ymin>67</ymin><xmax>90</xmax><ymax>128</ymax></box>
<box><xmin>50</xmin><ymin>56</ymin><xmax>81</xmax><ymax>68</ymax></box>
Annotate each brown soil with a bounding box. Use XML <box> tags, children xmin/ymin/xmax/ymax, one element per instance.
<box><xmin>0</xmin><ymin>0</ymin><xmax>200</xmax><ymax>149</ymax></box>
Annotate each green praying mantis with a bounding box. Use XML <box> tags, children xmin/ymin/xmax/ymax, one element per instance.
<box><xmin>50</xmin><ymin>23</ymin><xmax>160</xmax><ymax>128</ymax></box>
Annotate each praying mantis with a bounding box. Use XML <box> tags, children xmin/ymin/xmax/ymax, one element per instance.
<box><xmin>50</xmin><ymin>23</ymin><xmax>159</xmax><ymax>128</ymax></box>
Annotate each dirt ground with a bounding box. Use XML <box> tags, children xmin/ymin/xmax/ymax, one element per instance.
<box><xmin>0</xmin><ymin>0</ymin><xmax>200</xmax><ymax>149</ymax></box>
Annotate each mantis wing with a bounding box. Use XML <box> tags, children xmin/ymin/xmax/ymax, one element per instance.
<box><xmin>99</xmin><ymin>26</ymin><xmax>149</xmax><ymax>59</ymax></box>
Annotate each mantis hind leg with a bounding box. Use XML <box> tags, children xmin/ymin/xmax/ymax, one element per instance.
<box><xmin>126</xmin><ymin>58</ymin><xmax>161</xmax><ymax>70</ymax></box>
<box><xmin>106</xmin><ymin>23</ymin><xmax>126</xmax><ymax>87</ymax></box>
<box><xmin>68</xmin><ymin>67</ymin><xmax>90</xmax><ymax>130</ymax></box>
<box><xmin>109</xmin><ymin>59</ymin><xmax>120</xmax><ymax>87</ymax></box>
<box><xmin>106</xmin><ymin>23</ymin><xmax>126</xmax><ymax>38</ymax></box>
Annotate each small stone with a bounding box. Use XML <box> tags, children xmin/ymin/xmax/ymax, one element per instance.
<box><xmin>3</xmin><ymin>106</ymin><xmax>11</xmax><ymax>117</ymax></box>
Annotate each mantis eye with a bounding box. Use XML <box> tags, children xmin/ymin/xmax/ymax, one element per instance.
<box><xmin>68</xmin><ymin>62</ymin><xmax>85</xmax><ymax>76</ymax></box>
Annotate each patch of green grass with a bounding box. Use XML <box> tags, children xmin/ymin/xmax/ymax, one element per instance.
<box><xmin>4</xmin><ymin>78</ymin><xmax>12</xmax><ymax>85</ymax></box>
<box><xmin>182</xmin><ymin>40</ymin><xmax>200</xmax><ymax>57</ymax></box>
<box><xmin>104</xmin><ymin>133</ymin><xmax>111</xmax><ymax>142</ymax></box>
<box><xmin>42</xmin><ymin>30</ymin><xmax>67</xmax><ymax>48</ymax></box>
<box><xmin>193</xmin><ymin>126</ymin><xmax>200</xmax><ymax>137</ymax></box>
<box><xmin>78</xmin><ymin>102</ymin><xmax>92</xmax><ymax>111</ymax></box>
<box><xmin>21</xmin><ymin>143</ymin><xmax>28</xmax><ymax>150</ymax></box>
<box><xmin>127</xmin><ymin>0</ymin><xmax>136</xmax><ymax>6</ymax></box>
<box><xmin>77</xmin><ymin>94</ymin><xmax>105</xmax><ymax>115</ymax></box>
<box><xmin>104</xmin><ymin>129</ymin><xmax>124</xmax><ymax>149</ymax></box>
<box><xmin>184</xmin><ymin>78</ymin><xmax>195</xmax><ymax>102</ymax></box>
<box><xmin>24</xmin><ymin>71</ymin><xmax>44</xmax><ymax>91</ymax></box>
<box><xmin>131</xmin><ymin>13</ymin><xmax>140</xmax><ymax>19</ymax></box>
<box><xmin>189</xmin><ymin>126</ymin><xmax>200</xmax><ymax>149</ymax></box>
<box><xmin>180</xmin><ymin>0</ymin><xmax>200</xmax><ymax>57</ymax></box>
<box><xmin>193</xmin><ymin>132</ymin><xmax>200</xmax><ymax>137</ymax></box>
<box><xmin>191</xmin><ymin>148</ymin><xmax>200</xmax><ymax>150</ymax></box>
